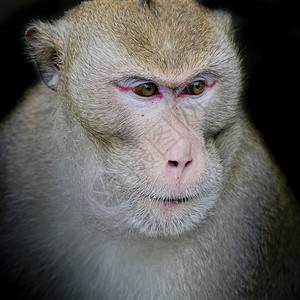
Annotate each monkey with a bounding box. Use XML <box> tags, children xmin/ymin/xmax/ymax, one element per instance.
<box><xmin>0</xmin><ymin>0</ymin><xmax>299</xmax><ymax>299</ymax></box>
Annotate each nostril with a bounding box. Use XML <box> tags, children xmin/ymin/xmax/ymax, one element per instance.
<box><xmin>168</xmin><ymin>160</ymin><xmax>179</xmax><ymax>168</ymax></box>
<box><xmin>184</xmin><ymin>160</ymin><xmax>192</xmax><ymax>168</ymax></box>
<box><xmin>168</xmin><ymin>160</ymin><xmax>192</xmax><ymax>169</ymax></box>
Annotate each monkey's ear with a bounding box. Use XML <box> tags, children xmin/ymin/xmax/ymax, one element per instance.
<box><xmin>25</xmin><ymin>22</ymin><xmax>64</xmax><ymax>91</ymax></box>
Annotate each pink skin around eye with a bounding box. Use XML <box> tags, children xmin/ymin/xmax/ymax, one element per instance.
<box><xmin>115</xmin><ymin>81</ymin><xmax>216</xmax><ymax>99</ymax></box>
<box><xmin>114</xmin><ymin>84</ymin><xmax>132</xmax><ymax>92</ymax></box>
<box><xmin>114</xmin><ymin>84</ymin><xmax>163</xmax><ymax>99</ymax></box>
<box><xmin>205</xmin><ymin>81</ymin><xmax>216</xmax><ymax>88</ymax></box>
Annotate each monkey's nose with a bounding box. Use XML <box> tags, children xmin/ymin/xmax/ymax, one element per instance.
<box><xmin>162</xmin><ymin>135</ymin><xmax>195</xmax><ymax>181</ymax></box>
<box><xmin>166</xmin><ymin>159</ymin><xmax>193</xmax><ymax>180</ymax></box>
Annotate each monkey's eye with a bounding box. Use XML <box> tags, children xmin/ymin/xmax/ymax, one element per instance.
<box><xmin>132</xmin><ymin>83</ymin><xmax>158</xmax><ymax>97</ymax></box>
<box><xmin>182</xmin><ymin>81</ymin><xmax>205</xmax><ymax>96</ymax></box>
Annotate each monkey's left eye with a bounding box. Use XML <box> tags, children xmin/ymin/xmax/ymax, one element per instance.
<box><xmin>182</xmin><ymin>81</ymin><xmax>205</xmax><ymax>96</ymax></box>
<box><xmin>132</xmin><ymin>83</ymin><xmax>158</xmax><ymax>97</ymax></box>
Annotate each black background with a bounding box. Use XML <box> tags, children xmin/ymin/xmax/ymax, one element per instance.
<box><xmin>1</xmin><ymin>0</ymin><xmax>299</xmax><ymax>200</ymax></box>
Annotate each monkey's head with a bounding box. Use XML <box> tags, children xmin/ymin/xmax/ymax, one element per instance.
<box><xmin>25</xmin><ymin>0</ymin><xmax>243</xmax><ymax>237</ymax></box>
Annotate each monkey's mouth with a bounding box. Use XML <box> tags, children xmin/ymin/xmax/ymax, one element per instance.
<box><xmin>148</xmin><ymin>194</ymin><xmax>194</xmax><ymax>204</ymax></box>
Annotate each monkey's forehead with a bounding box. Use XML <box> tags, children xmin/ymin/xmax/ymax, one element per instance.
<box><xmin>64</xmin><ymin>0</ymin><xmax>236</xmax><ymax>78</ymax></box>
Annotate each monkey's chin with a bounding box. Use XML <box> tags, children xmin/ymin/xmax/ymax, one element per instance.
<box><xmin>122</xmin><ymin>192</ymin><xmax>219</xmax><ymax>238</ymax></box>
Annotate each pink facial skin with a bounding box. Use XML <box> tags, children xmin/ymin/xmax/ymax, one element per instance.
<box><xmin>114</xmin><ymin>84</ymin><xmax>132</xmax><ymax>92</ymax></box>
<box><xmin>205</xmin><ymin>81</ymin><xmax>216</xmax><ymax>89</ymax></box>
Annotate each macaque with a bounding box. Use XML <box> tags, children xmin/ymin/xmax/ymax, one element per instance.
<box><xmin>0</xmin><ymin>0</ymin><xmax>299</xmax><ymax>299</ymax></box>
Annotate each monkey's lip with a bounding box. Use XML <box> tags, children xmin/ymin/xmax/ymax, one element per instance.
<box><xmin>147</xmin><ymin>194</ymin><xmax>195</xmax><ymax>204</ymax></box>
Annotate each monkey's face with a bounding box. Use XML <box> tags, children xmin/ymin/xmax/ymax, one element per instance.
<box><xmin>27</xmin><ymin>0</ymin><xmax>243</xmax><ymax>237</ymax></box>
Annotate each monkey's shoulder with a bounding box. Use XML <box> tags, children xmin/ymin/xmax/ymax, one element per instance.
<box><xmin>229</xmin><ymin>123</ymin><xmax>297</xmax><ymax>208</ymax></box>
<box><xmin>0</xmin><ymin>82</ymin><xmax>60</xmax><ymax>173</ymax></box>
<box><xmin>1</xmin><ymin>82</ymin><xmax>56</xmax><ymax>141</ymax></box>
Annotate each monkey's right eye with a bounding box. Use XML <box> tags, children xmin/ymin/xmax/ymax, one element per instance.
<box><xmin>132</xmin><ymin>83</ymin><xmax>158</xmax><ymax>97</ymax></box>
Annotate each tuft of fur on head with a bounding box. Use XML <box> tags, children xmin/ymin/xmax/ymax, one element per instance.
<box><xmin>140</xmin><ymin>0</ymin><xmax>152</xmax><ymax>8</ymax></box>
